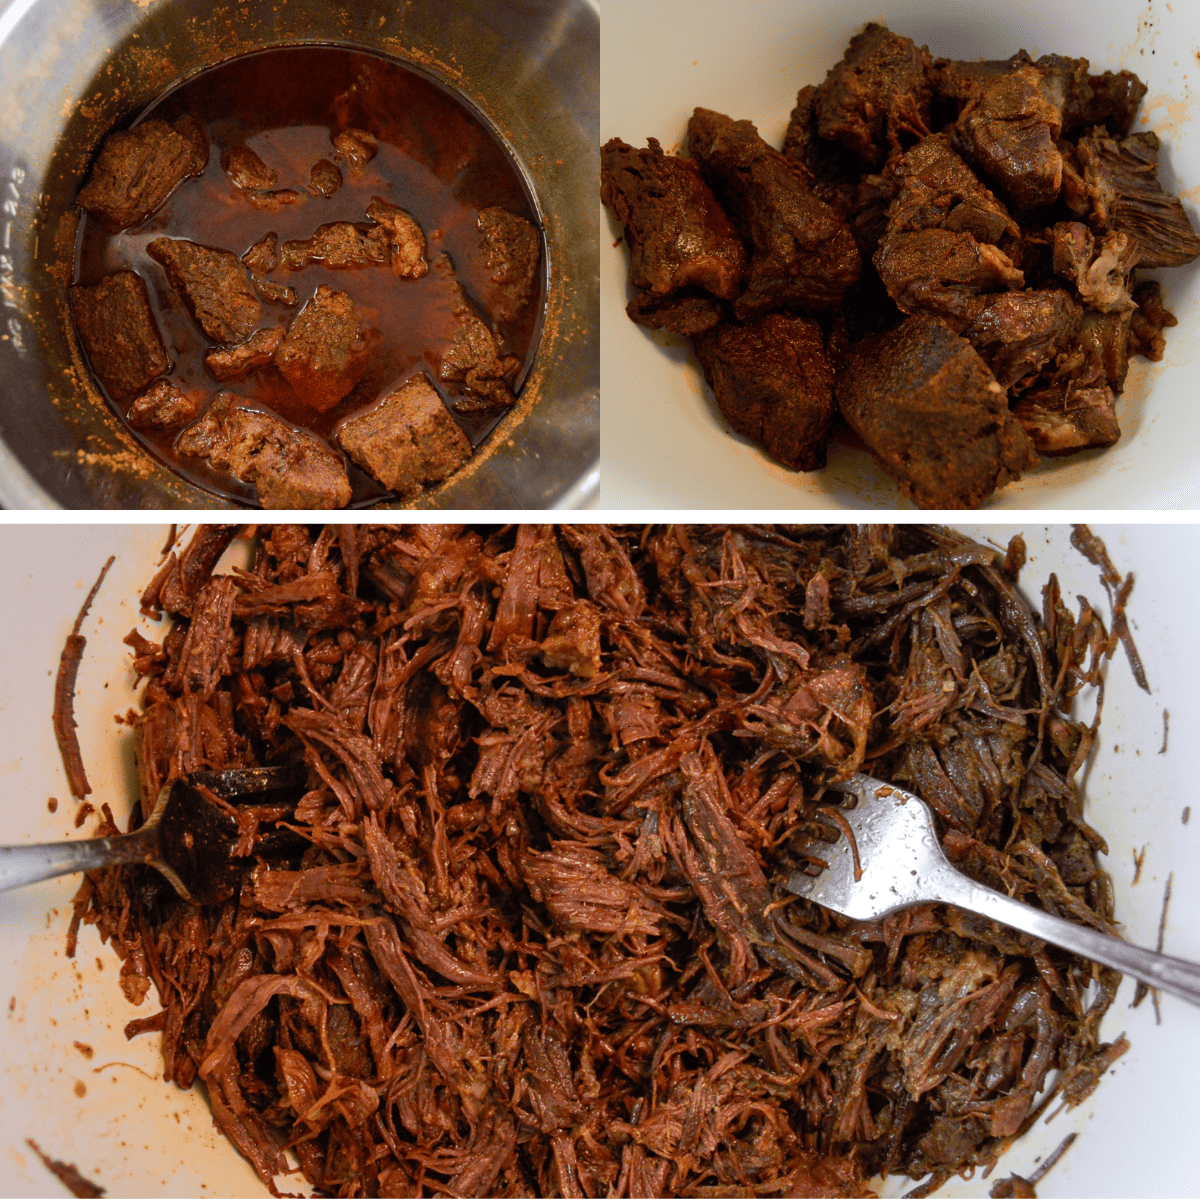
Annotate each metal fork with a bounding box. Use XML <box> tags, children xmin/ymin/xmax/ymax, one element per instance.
<box><xmin>783</xmin><ymin>773</ymin><xmax>1200</xmax><ymax>1008</ymax></box>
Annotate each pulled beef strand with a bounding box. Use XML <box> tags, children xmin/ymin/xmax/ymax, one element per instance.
<box><xmin>73</xmin><ymin>525</ymin><xmax>1128</xmax><ymax>1197</ymax></box>
<box><xmin>52</xmin><ymin>556</ymin><xmax>115</xmax><ymax>800</ymax></box>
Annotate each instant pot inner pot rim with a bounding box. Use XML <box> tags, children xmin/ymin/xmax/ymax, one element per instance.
<box><xmin>0</xmin><ymin>0</ymin><xmax>598</xmax><ymax>509</ymax></box>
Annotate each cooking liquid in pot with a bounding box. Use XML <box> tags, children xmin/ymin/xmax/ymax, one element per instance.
<box><xmin>72</xmin><ymin>46</ymin><xmax>544</xmax><ymax>507</ymax></box>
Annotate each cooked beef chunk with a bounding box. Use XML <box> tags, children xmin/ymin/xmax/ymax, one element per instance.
<box><xmin>1062</xmin><ymin>309</ymin><xmax>1132</xmax><ymax>394</ymax></box>
<box><xmin>886</xmin><ymin>132</ymin><xmax>1019</xmax><ymax>244</ymax></box>
<box><xmin>307</xmin><ymin>159</ymin><xmax>343</xmax><ymax>197</ymax></box>
<box><xmin>366</xmin><ymin>197</ymin><xmax>428</xmax><ymax>279</ymax></box>
<box><xmin>1050</xmin><ymin>221</ymin><xmax>1139</xmax><ymax>312</ymax></box>
<box><xmin>932</xmin><ymin>54</ymin><xmax>1023</xmax><ymax>104</ymax></box>
<box><xmin>126</xmin><ymin>379</ymin><xmax>203</xmax><ymax>431</ymax></box>
<box><xmin>1014</xmin><ymin>383</ymin><xmax>1120</xmax><ymax>455</ymax></box>
<box><xmin>279</xmin><ymin>222</ymin><xmax>390</xmax><ymax>271</ymax></box>
<box><xmin>692</xmin><ymin>312</ymin><xmax>835</xmax><ymax>471</ymax></box>
<box><xmin>600</xmin><ymin>137</ymin><xmax>745</xmax><ymax>335</ymax></box>
<box><xmin>874</xmin><ymin>226</ymin><xmax>1024</xmax><ymax>332</ymax></box>
<box><xmin>1070</xmin><ymin>69</ymin><xmax>1147</xmax><ymax>135</ymax></box>
<box><xmin>221</xmin><ymin>144</ymin><xmax>277</xmax><ymax>191</ymax></box>
<box><xmin>274</xmin><ymin>285</ymin><xmax>375</xmax><ymax>412</ymax></box>
<box><xmin>836</xmin><ymin>312</ymin><xmax>1036</xmax><ymax>507</ymax></box>
<box><xmin>625</xmin><ymin>291</ymin><xmax>725</xmax><ymax>335</ymax></box>
<box><xmin>433</xmin><ymin>255</ymin><xmax>519</xmax><ymax>411</ymax></box>
<box><xmin>204</xmin><ymin>326</ymin><xmax>285</xmax><ymax>381</ymax></box>
<box><xmin>1034</xmin><ymin>54</ymin><xmax>1147</xmax><ymax>135</ymax></box>
<box><xmin>332</xmin><ymin>128</ymin><xmax>378</xmax><ymax>171</ymax></box>
<box><xmin>147</xmin><ymin>237</ymin><xmax>263</xmax><ymax>344</ymax></box>
<box><xmin>813</xmin><ymin>23</ymin><xmax>934</xmax><ymax>165</ymax></box>
<box><xmin>951</xmin><ymin>59</ymin><xmax>1064</xmax><ymax>209</ymax></box>
<box><xmin>69</xmin><ymin>271</ymin><xmax>170</xmax><ymax>401</ymax></box>
<box><xmin>176</xmin><ymin>392</ymin><xmax>351</xmax><ymax>507</ymax></box>
<box><xmin>962</xmin><ymin>289</ymin><xmax>1083</xmax><ymax>390</ymax></box>
<box><xmin>241</xmin><ymin>232</ymin><xmax>279</xmax><ymax>275</ymax></box>
<box><xmin>336</xmin><ymin>373</ymin><xmax>471</xmax><ymax>495</ymax></box>
<box><xmin>1128</xmin><ymin>280</ymin><xmax>1178</xmax><ymax>361</ymax></box>
<box><xmin>782</xmin><ymin>84</ymin><xmax>866</xmax><ymax>217</ymax></box>
<box><xmin>1070</xmin><ymin>128</ymin><xmax>1200</xmax><ymax>268</ymax></box>
<box><xmin>254</xmin><ymin>278</ymin><xmax>298</xmax><ymax>306</ymax></box>
<box><xmin>476</xmin><ymin>206</ymin><xmax>539</xmax><ymax>324</ymax></box>
<box><xmin>241</xmin><ymin>234</ymin><xmax>296</xmax><ymax>305</ymax></box>
<box><xmin>245</xmin><ymin>188</ymin><xmax>307</xmax><ymax>211</ymax></box>
<box><xmin>688</xmin><ymin>107</ymin><xmax>860</xmax><ymax>318</ymax></box>
<box><xmin>76</xmin><ymin>115</ymin><xmax>207</xmax><ymax>232</ymax></box>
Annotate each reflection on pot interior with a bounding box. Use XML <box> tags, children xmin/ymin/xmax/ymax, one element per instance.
<box><xmin>68</xmin><ymin>46</ymin><xmax>544</xmax><ymax>509</ymax></box>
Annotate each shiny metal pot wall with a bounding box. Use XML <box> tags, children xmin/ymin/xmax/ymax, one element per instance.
<box><xmin>0</xmin><ymin>0</ymin><xmax>598</xmax><ymax>509</ymax></box>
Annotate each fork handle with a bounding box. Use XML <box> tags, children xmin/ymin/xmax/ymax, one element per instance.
<box><xmin>953</xmin><ymin>873</ymin><xmax>1200</xmax><ymax>1008</ymax></box>
<box><xmin>0</xmin><ymin>825</ymin><xmax>157</xmax><ymax>894</ymax></box>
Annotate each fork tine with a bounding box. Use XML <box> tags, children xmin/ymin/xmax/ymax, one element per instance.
<box><xmin>781</xmin><ymin>774</ymin><xmax>951</xmax><ymax>920</ymax></box>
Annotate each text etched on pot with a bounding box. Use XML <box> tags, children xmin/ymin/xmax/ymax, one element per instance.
<box><xmin>1</xmin><ymin>165</ymin><xmax>26</xmax><ymax>356</ymax></box>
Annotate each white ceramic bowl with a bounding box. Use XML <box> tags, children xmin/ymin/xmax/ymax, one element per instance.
<box><xmin>599</xmin><ymin>0</ymin><xmax>1200</xmax><ymax>509</ymax></box>
<box><xmin>1</xmin><ymin>523</ymin><xmax>1198</xmax><ymax>1197</ymax></box>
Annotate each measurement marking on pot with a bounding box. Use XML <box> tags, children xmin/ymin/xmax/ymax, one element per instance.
<box><xmin>0</xmin><ymin>166</ymin><xmax>26</xmax><ymax>355</ymax></box>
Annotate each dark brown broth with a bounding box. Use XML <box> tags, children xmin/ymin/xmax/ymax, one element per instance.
<box><xmin>74</xmin><ymin>46</ymin><xmax>544</xmax><ymax>506</ymax></box>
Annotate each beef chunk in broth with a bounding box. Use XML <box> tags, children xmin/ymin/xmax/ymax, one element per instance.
<box><xmin>220</xmin><ymin>144</ymin><xmax>277</xmax><ymax>191</ymax></box>
<box><xmin>147</xmin><ymin>237</ymin><xmax>263</xmax><ymax>344</ymax></box>
<box><xmin>365</xmin><ymin>198</ymin><xmax>429</xmax><ymax>279</ymax></box>
<box><xmin>692</xmin><ymin>313</ymin><xmax>834</xmax><ymax>471</ymax></box>
<box><xmin>600</xmin><ymin>137</ymin><xmax>745</xmax><ymax>335</ymax></box>
<box><xmin>433</xmin><ymin>255</ymin><xmax>520</xmax><ymax>411</ymax></box>
<box><xmin>204</xmin><ymin>327</ymin><xmax>285</xmax><ymax>382</ymax></box>
<box><xmin>126</xmin><ymin>379</ymin><xmax>203</xmax><ymax>432</ymax></box>
<box><xmin>75</xmin><ymin>116</ymin><xmax>207</xmax><ymax>232</ymax></box>
<box><xmin>69</xmin><ymin>271</ymin><xmax>170</xmax><ymax>401</ymax></box>
<box><xmin>176</xmin><ymin>392</ymin><xmax>351</xmax><ymax>508</ymax></box>
<box><xmin>476</xmin><ymin>206</ymin><xmax>540</xmax><ymax>324</ymax></box>
<box><xmin>336</xmin><ymin>374</ymin><xmax>471</xmax><ymax>495</ymax></box>
<box><xmin>332</xmin><ymin>128</ymin><xmax>378</xmax><ymax>171</ymax></box>
<box><xmin>279</xmin><ymin>223</ymin><xmax>391</xmax><ymax>271</ymax></box>
<box><xmin>814</xmin><ymin>23</ymin><xmax>934</xmax><ymax>165</ymax></box>
<box><xmin>273</xmin><ymin>286</ymin><xmax>375</xmax><ymax>412</ymax></box>
<box><xmin>836</xmin><ymin>312</ymin><xmax>1036</xmax><ymax>507</ymax></box>
<box><xmin>688</xmin><ymin>107</ymin><xmax>860</xmax><ymax>319</ymax></box>
<box><xmin>307</xmin><ymin>158</ymin><xmax>343</xmax><ymax>197</ymax></box>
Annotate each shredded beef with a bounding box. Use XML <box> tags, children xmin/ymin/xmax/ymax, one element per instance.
<box><xmin>72</xmin><ymin>524</ymin><xmax>1131</xmax><ymax>1198</ymax></box>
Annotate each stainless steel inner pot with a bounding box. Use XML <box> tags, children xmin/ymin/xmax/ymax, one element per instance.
<box><xmin>0</xmin><ymin>0</ymin><xmax>598</xmax><ymax>509</ymax></box>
